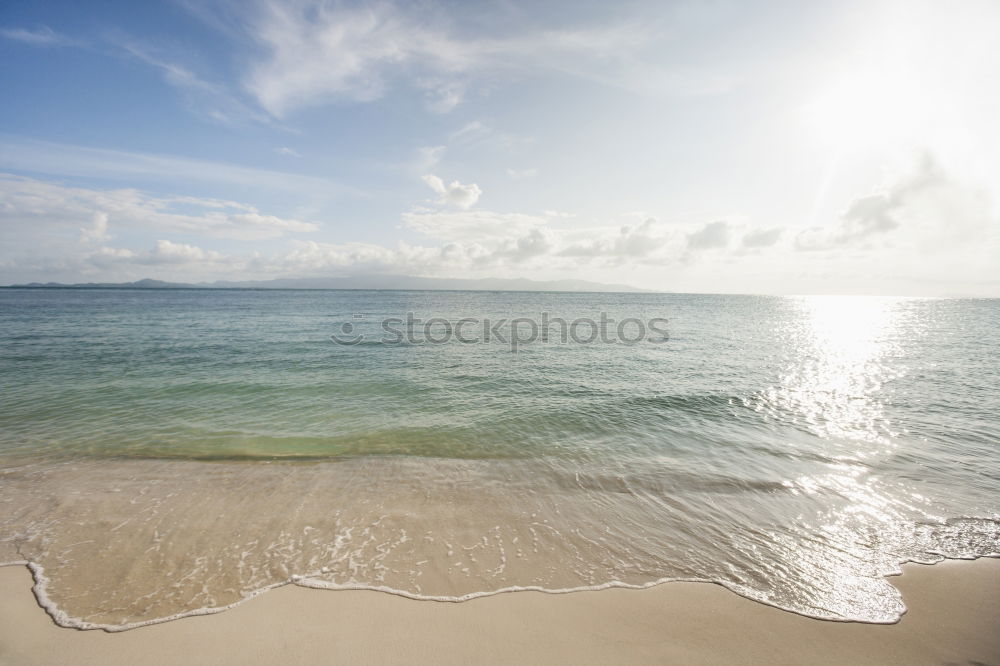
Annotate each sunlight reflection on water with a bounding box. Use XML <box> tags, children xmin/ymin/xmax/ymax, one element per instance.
<box><xmin>763</xmin><ymin>296</ymin><xmax>914</xmax><ymax>451</ymax></box>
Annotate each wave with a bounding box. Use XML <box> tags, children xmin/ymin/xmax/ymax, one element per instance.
<box><xmin>6</xmin><ymin>535</ymin><xmax>997</xmax><ymax>633</ymax></box>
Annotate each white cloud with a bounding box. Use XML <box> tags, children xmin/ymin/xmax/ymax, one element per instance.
<box><xmin>0</xmin><ymin>137</ymin><xmax>346</xmax><ymax>195</ymax></box>
<box><xmin>79</xmin><ymin>212</ymin><xmax>110</xmax><ymax>244</ymax></box>
<box><xmin>244</xmin><ymin>2</ymin><xmax>445</xmax><ymax>116</ymax></box>
<box><xmin>402</xmin><ymin>210</ymin><xmax>544</xmax><ymax>243</ymax></box>
<box><xmin>7</xmin><ymin>159</ymin><xmax>991</xmax><ymax>293</ymax></box>
<box><xmin>276</xmin><ymin>146</ymin><xmax>301</xmax><ymax>157</ymax></box>
<box><xmin>449</xmin><ymin>121</ymin><xmax>488</xmax><ymax>143</ymax></box>
<box><xmin>560</xmin><ymin>219</ymin><xmax>670</xmax><ymax>259</ymax></box>
<box><xmin>115</xmin><ymin>41</ymin><xmax>277</xmax><ymax>127</ymax></box>
<box><xmin>687</xmin><ymin>220</ymin><xmax>731</xmax><ymax>250</ymax></box>
<box><xmin>421</xmin><ymin>174</ymin><xmax>482</xmax><ymax>209</ymax></box>
<box><xmin>0</xmin><ymin>174</ymin><xmax>319</xmax><ymax>242</ymax></box>
<box><xmin>236</xmin><ymin>1</ymin><xmax>710</xmax><ymax>117</ymax></box>
<box><xmin>146</xmin><ymin>240</ymin><xmax>223</xmax><ymax>264</ymax></box>
<box><xmin>796</xmin><ymin>155</ymin><xmax>995</xmax><ymax>251</ymax></box>
<box><xmin>741</xmin><ymin>227</ymin><xmax>783</xmax><ymax>248</ymax></box>
<box><xmin>121</xmin><ymin>44</ymin><xmax>218</xmax><ymax>95</ymax></box>
<box><xmin>422</xmin><ymin>80</ymin><xmax>467</xmax><ymax>114</ymax></box>
<box><xmin>0</xmin><ymin>26</ymin><xmax>73</xmax><ymax>46</ymax></box>
<box><xmin>82</xmin><ymin>240</ymin><xmax>226</xmax><ymax>271</ymax></box>
<box><xmin>414</xmin><ymin>145</ymin><xmax>446</xmax><ymax>172</ymax></box>
<box><xmin>495</xmin><ymin>228</ymin><xmax>555</xmax><ymax>262</ymax></box>
<box><xmin>506</xmin><ymin>167</ymin><xmax>538</xmax><ymax>179</ymax></box>
<box><xmin>4</xmin><ymin>26</ymin><xmax>280</xmax><ymax>127</ymax></box>
<box><xmin>264</xmin><ymin>239</ymin><xmax>495</xmax><ymax>277</ymax></box>
<box><xmin>88</xmin><ymin>246</ymin><xmax>136</xmax><ymax>266</ymax></box>
<box><xmin>447</xmin><ymin>121</ymin><xmax>532</xmax><ymax>152</ymax></box>
<box><xmin>262</xmin><ymin>232</ymin><xmax>560</xmax><ymax>276</ymax></box>
<box><xmin>401</xmin><ymin>212</ymin><xmax>680</xmax><ymax>269</ymax></box>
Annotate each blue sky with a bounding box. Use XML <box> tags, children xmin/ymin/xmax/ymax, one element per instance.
<box><xmin>1</xmin><ymin>0</ymin><xmax>998</xmax><ymax>294</ymax></box>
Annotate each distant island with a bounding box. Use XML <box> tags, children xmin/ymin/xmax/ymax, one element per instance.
<box><xmin>4</xmin><ymin>275</ymin><xmax>649</xmax><ymax>293</ymax></box>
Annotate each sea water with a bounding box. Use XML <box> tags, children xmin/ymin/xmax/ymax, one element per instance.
<box><xmin>0</xmin><ymin>288</ymin><xmax>997</xmax><ymax>629</ymax></box>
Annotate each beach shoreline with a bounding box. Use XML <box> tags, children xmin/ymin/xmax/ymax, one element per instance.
<box><xmin>1</xmin><ymin>558</ymin><xmax>997</xmax><ymax>665</ymax></box>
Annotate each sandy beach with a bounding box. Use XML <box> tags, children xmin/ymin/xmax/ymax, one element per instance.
<box><xmin>1</xmin><ymin>558</ymin><xmax>997</xmax><ymax>665</ymax></box>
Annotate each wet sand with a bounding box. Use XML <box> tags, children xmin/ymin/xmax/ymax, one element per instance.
<box><xmin>0</xmin><ymin>558</ymin><xmax>997</xmax><ymax>665</ymax></box>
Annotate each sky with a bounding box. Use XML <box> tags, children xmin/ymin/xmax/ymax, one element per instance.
<box><xmin>1</xmin><ymin>0</ymin><xmax>998</xmax><ymax>295</ymax></box>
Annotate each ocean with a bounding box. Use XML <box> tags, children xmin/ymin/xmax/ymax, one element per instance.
<box><xmin>0</xmin><ymin>288</ymin><xmax>997</xmax><ymax>630</ymax></box>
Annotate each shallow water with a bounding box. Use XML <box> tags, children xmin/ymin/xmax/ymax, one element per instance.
<box><xmin>0</xmin><ymin>289</ymin><xmax>997</xmax><ymax>629</ymax></box>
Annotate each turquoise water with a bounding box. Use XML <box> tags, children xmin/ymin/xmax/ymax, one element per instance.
<box><xmin>0</xmin><ymin>289</ymin><xmax>998</xmax><ymax>628</ymax></box>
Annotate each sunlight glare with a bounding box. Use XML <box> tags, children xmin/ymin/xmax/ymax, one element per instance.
<box><xmin>803</xmin><ymin>71</ymin><xmax>921</xmax><ymax>153</ymax></box>
<box><xmin>764</xmin><ymin>296</ymin><xmax>905</xmax><ymax>452</ymax></box>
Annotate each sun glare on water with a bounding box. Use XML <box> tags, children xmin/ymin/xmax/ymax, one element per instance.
<box><xmin>763</xmin><ymin>296</ymin><xmax>907</xmax><ymax>453</ymax></box>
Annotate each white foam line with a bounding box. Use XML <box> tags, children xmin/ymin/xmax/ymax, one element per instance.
<box><xmin>1</xmin><ymin>552</ymin><xmax>998</xmax><ymax>633</ymax></box>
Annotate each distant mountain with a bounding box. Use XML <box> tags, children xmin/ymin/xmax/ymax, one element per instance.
<box><xmin>6</xmin><ymin>275</ymin><xmax>650</xmax><ymax>293</ymax></box>
<box><xmin>13</xmin><ymin>278</ymin><xmax>194</xmax><ymax>289</ymax></box>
